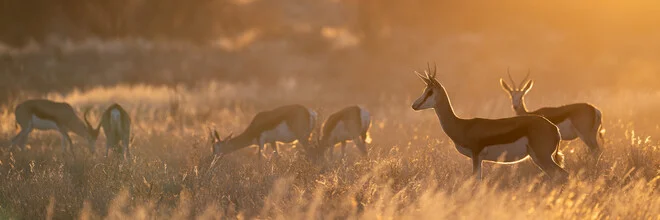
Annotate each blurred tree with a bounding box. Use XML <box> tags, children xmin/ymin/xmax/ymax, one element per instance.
<box><xmin>354</xmin><ymin>0</ymin><xmax>385</xmax><ymax>53</ymax></box>
<box><xmin>0</xmin><ymin>0</ymin><xmax>55</xmax><ymax>46</ymax></box>
<box><xmin>0</xmin><ymin>0</ymin><xmax>253</xmax><ymax>46</ymax></box>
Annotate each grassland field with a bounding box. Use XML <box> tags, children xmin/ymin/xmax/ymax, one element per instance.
<box><xmin>0</xmin><ymin>77</ymin><xmax>658</xmax><ymax>220</ymax></box>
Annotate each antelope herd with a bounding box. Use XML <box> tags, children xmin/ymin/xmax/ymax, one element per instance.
<box><xmin>4</xmin><ymin>64</ymin><xmax>604</xmax><ymax>182</ymax></box>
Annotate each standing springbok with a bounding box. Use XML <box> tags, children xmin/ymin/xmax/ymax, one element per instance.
<box><xmin>499</xmin><ymin>69</ymin><xmax>604</xmax><ymax>156</ymax></box>
<box><xmin>412</xmin><ymin>64</ymin><xmax>567</xmax><ymax>181</ymax></box>
<box><xmin>84</xmin><ymin>103</ymin><xmax>132</xmax><ymax>160</ymax></box>
<box><xmin>317</xmin><ymin>105</ymin><xmax>372</xmax><ymax>158</ymax></box>
<box><xmin>210</xmin><ymin>104</ymin><xmax>317</xmax><ymax>160</ymax></box>
<box><xmin>9</xmin><ymin>99</ymin><xmax>96</xmax><ymax>153</ymax></box>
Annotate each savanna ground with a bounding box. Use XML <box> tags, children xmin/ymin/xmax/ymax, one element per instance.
<box><xmin>0</xmin><ymin>47</ymin><xmax>659</xmax><ymax>219</ymax></box>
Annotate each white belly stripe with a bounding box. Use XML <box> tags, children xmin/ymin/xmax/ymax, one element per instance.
<box><xmin>31</xmin><ymin>115</ymin><xmax>59</xmax><ymax>131</ymax></box>
<box><xmin>556</xmin><ymin>119</ymin><xmax>578</xmax><ymax>140</ymax></box>
<box><xmin>329</xmin><ymin>122</ymin><xmax>352</xmax><ymax>142</ymax></box>
<box><xmin>327</xmin><ymin>107</ymin><xmax>372</xmax><ymax>145</ymax></box>
<box><xmin>259</xmin><ymin>122</ymin><xmax>297</xmax><ymax>144</ymax></box>
<box><xmin>455</xmin><ymin>137</ymin><xmax>530</xmax><ymax>164</ymax></box>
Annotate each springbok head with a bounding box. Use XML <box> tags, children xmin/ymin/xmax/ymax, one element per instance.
<box><xmin>208</xmin><ymin>128</ymin><xmax>233</xmax><ymax>157</ymax></box>
<box><xmin>305</xmin><ymin>136</ymin><xmax>326</xmax><ymax>161</ymax></box>
<box><xmin>499</xmin><ymin>68</ymin><xmax>534</xmax><ymax>112</ymax></box>
<box><xmin>412</xmin><ymin>63</ymin><xmax>448</xmax><ymax>111</ymax></box>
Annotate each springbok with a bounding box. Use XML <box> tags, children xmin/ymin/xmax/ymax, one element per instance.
<box><xmin>412</xmin><ymin>64</ymin><xmax>568</xmax><ymax>181</ymax></box>
<box><xmin>210</xmin><ymin>104</ymin><xmax>317</xmax><ymax>160</ymax></box>
<box><xmin>499</xmin><ymin>69</ymin><xmax>604</xmax><ymax>156</ymax></box>
<box><xmin>84</xmin><ymin>103</ymin><xmax>132</xmax><ymax>160</ymax></box>
<box><xmin>317</xmin><ymin>105</ymin><xmax>372</xmax><ymax>158</ymax></box>
<box><xmin>9</xmin><ymin>99</ymin><xmax>95</xmax><ymax>153</ymax></box>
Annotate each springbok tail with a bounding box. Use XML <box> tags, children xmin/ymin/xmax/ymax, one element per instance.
<box><xmin>363</xmin><ymin>131</ymin><xmax>372</xmax><ymax>144</ymax></box>
<box><xmin>553</xmin><ymin>128</ymin><xmax>565</xmax><ymax>168</ymax></box>
<box><xmin>594</xmin><ymin>108</ymin><xmax>605</xmax><ymax>146</ymax></box>
<box><xmin>553</xmin><ymin>150</ymin><xmax>565</xmax><ymax>168</ymax></box>
<box><xmin>359</xmin><ymin>107</ymin><xmax>372</xmax><ymax>144</ymax></box>
<box><xmin>309</xmin><ymin>109</ymin><xmax>318</xmax><ymax>132</ymax></box>
<box><xmin>111</xmin><ymin>109</ymin><xmax>122</xmax><ymax>125</ymax></box>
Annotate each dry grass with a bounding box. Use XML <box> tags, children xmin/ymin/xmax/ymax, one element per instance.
<box><xmin>0</xmin><ymin>83</ymin><xmax>658</xmax><ymax>220</ymax></box>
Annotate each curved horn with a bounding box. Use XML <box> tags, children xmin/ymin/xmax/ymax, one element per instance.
<box><xmin>426</xmin><ymin>62</ymin><xmax>437</xmax><ymax>79</ymax></box>
<box><xmin>213</xmin><ymin>129</ymin><xmax>220</xmax><ymax>141</ymax></box>
<box><xmin>519</xmin><ymin>69</ymin><xmax>531</xmax><ymax>88</ymax></box>
<box><xmin>507</xmin><ymin>67</ymin><xmax>517</xmax><ymax>90</ymax></box>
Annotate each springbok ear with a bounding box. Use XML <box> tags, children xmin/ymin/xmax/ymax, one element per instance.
<box><xmin>499</xmin><ymin>78</ymin><xmax>513</xmax><ymax>92</ymax></box>
<box><xmin>522</xmin><ymin>80</ymin><xmax>534</xmax><ymax>93</ymax></box>
<box><xmin>223</xmin><ymin>133</ymin><xmax>233</xmax><ymax>141</ymax></box>
<box><xmin>213</xmin><ymin>129</ymin><xmax>221</xmax><ymax>141</ymax></box>
<box><xmin>414</xmin><ymin>71</ymin><xmax>429</xmax><ymax>84</ymax></box>
<box><xmin>208</xmin><ymin>128</ymin><xmax>217</xmax><ymax>143</ymax></box>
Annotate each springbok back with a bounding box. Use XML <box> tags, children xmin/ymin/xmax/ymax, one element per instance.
<box><xmin>210</xmin><ymin>104</ymin><xmax>317</xmax><ymax>159</ymax></box>
<box><xmin>500</xmin><ymin>69</ymin><xmax>604</xmax><ymax>156</ymax></box>
<box><xmin>317</xmin><ymin>105</ymin><xmax>372</xmax><ymax>158</ymax></box>
<box><xmin>10</xmin><ymin>99</ymin><xmax>95</xmax><ymax>153</ymax></box>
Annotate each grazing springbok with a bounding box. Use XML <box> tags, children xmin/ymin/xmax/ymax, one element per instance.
<box><xmin>411</xmin><ymin>64</ymin><xmax>567</xmax><ymax>181</ymax></box>
<box><xmin>499</xmin><ymin>69</ymin><xmax>604</xmax><ymax>156</ymax></box>
<box><xmin>9</xmin><ymin>99</ymin><xmax>95</xmax><ymax>153</ymax></box>
<box><xmin>317</xmin><ymin>105</ymin><xmax>372</xmax><ymax>158</ymax></box>
<box><xmin>210</xmin><ymin>104</ymin><xmax>317</xmax><ymax>160</ymax></box>
<box><xmin>84</xmin><ymin>103</ymin><xmax>132</xmax><ymax>160</ymax></box>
